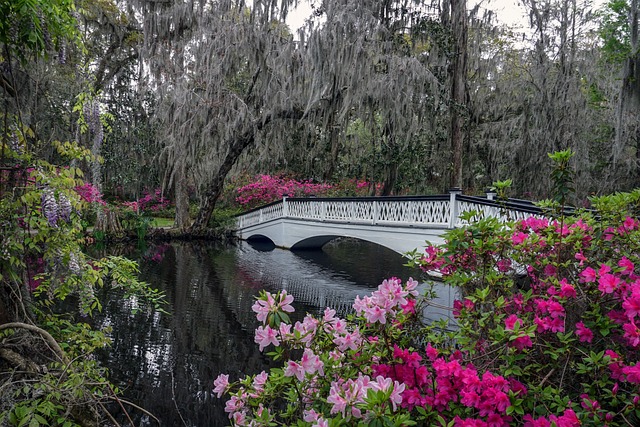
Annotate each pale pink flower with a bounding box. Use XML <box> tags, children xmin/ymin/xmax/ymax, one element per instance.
<box><xmin>364</xmin><ymin>305</ymin><xmax>387</xmax><ymax>324</ymax></box>
<box><xmin>313</xmin><ymin>418</ymin><xmax>329</xmax><ymax>427</ymax></box>
<box><xmin>224</xmin><ymin>395</ymin><xmax>245</xmax><ymax>413</ymax></box>
<box><xmin>232</xmin><ymin>411</ymin><xmax>246</xmax><ymax>426</ymax></box>
<box><xmin>254</xmin><ymin>325</ymin><xmax>279</xmax><ymax>351</ymax></box>
<box><xmin>327</xmin><ymin>383</ymin><xmax>348</xmax><ymax>416</ymax></box>
<box><xmin>303</xmin><ymin>409</ymin><xmax>320</xmax><ymax>422</ymax></box>
<box><xmin>251</xmin><ymin>291</ymin><xmax>295</xmax><ymax>324</ymax></box>
<box><xmin>333</xmin><ymin>329</ymin><xmax>362</xmax><ymax>352</ymax></box>
<box><xmin>252</xmin><ymin>371</ymin><xmax>268</xmax><ymax>392</ymax></box>
<box><xmin>213</xmin><ymin>373</ymin><xmax>229</xmax><ymax>398</ymax></box>
<box><xmin>284</xmin><ymin>360</ymin><xmax>305</xmax><ymax>382</ymax></box>
<box><xmin>300</xmin><ymin>348</ymin><xmax>324</xmax><ymax>377</ymax></box>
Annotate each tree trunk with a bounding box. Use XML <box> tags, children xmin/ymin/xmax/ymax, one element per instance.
<box><xmin>449</xmin><ymin>0</ymin><xmax>468</xmax><ymax>189</ymax></box>
<box><xmin>174</xmin><ymin>162</ymin><xmax>190</xmax><ymax>230</ymax></box>
<box><xmin>614</xmin><ymin>0</ymin><xmax>639</xmax><ymax>166</ymax></box>
<box><xmin>190</xmin><ymin>108</ymin><xmax>304</xmax><ymax>232</ymax></box>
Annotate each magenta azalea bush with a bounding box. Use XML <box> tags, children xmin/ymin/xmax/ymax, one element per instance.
<box><xmin>215</xmin><ymin>190</ymin><xmax>640</xmax><ymax>426</ymax></box>
<box><xmin>234</xmin><ymin>175</ymin><xmax>378</xmax><ymax>209</ymax></box>
<box><xmin>121</xmin><ymin>188</ymin><xmax>170</xmax><ymax>213</ymax></box>
<box><xmin>235</xmin><ymin>175</ymin><xmax>334</xmax><ymax>208</ymax></box>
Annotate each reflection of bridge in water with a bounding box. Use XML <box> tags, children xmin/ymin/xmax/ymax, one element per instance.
<box><xmin>231</xmin><ymin>241</ymin><xmax>458</xmax><ymax>329</ymax></box>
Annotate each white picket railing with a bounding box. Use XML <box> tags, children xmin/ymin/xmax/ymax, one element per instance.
<box><xmin>235</xmin><ymin>191</ymin><xmax>545</xmax><ymax>231</ymax></box>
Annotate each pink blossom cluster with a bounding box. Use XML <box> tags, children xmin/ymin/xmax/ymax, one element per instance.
<box><xmin>353</xmin><ymin>277</ymin><xmax>419</xmax><ymax>324</ymax></box>
<box><xmin>122</xmin><ymin>188</ymin><xmax>170</xmax><ymax>213</ymax></box>
<box><xmin>420</xmin><ymin>212</ymin><xmax>640</xmax><ymax>425</ymax></box>
<box><xmin>217</xmin><ymin>279</ymin><xmax>421</xmax><ymax>426</ymax></box>
<box><xmin>74</xmin><ymin>182</ymin><xmax>106</xmax><ymax>205</ymax></box>
<box><xmin>236</xmin><ymin>175</ymin><xmax>334</xmax><ymax>209</ymax></box>
<box><xmin>373</xmin><ymin>346</ymin><xmax>523</xmax><ymax>426</ymax></box>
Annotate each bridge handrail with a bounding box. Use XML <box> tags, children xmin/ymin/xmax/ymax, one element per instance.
<box><xmin>234</xmin><ymin>193</ymin><xmax>582</xmax><ymax>231</ymax></box>
<box><xmin>285</xmin><ymin>195</ymin><xmax>452</xmax><ymax>226</ymax></box>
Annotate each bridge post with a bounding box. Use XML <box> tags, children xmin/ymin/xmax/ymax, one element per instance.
<box><xmin>282</xmin><ymin>196</ymin><xmax>288</xmax><ymax>217</ymax></box>
<box><xmin>448</xmin><ymin>187</ymin><xmax>462</xmax><ymax>228</ymax></box>
<box><xmin>372</xmin><ymin>200</ymin><xmax>378</xmax><ymax>225</ymax></box>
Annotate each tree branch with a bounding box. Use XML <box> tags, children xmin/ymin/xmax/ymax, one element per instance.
<box><xmin>0</xmin><ymin>322</ymin><xmax>69</xmax><ymax>364</ymax></box>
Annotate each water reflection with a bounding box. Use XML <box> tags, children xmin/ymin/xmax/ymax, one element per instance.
<box><xmin>95</xmin><ymin>239</ymin><xmax>455</xmax><ymax>426</ymax></box>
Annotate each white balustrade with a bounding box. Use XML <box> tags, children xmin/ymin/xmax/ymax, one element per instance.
<box><xmin>235</xmin><ymin>194</ymin><xmax>543</xmax><ymax>231</ymax></box>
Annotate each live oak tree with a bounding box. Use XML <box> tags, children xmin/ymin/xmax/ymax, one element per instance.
<box><xmin>130</xmin><ymin>0</ymin><xmax>469</xmax><ymax>229</ymax></box>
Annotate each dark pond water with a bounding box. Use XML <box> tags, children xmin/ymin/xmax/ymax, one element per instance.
<box><xmin>94</xmin><ymin>239</ymin><xmax>457</xmax><ymax>426</ymax></box>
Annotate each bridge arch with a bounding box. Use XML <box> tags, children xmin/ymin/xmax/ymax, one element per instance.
<box><xmin>290</xmin><ymin>235</ymin><xmax>341</xmax><ymax>250</ymax></box>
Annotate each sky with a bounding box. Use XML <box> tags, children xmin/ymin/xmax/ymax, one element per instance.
<box><xmin>286</xmin><ymin>0</ymin><xmax>608</xmax><ymax>33</ymax></box>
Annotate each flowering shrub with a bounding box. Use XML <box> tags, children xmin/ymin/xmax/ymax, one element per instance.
<box><xmin>215</xmin><ymin>190</ymin><xmax>640</xmax><ymax>426</ymax></box>
<box><xmin>235</xmin><ymin>175</ymin><xmax>334</xmax><ymax>209</ymax></box>
<box><xmin>233</xmin><ymin>175</ymin><xmax>381</xmax><ymax>209</ymax></box>
<box><xmin>121</xmin><ymin>188</ymin><xmax>171</xmax><ymax>214</ymax></box>
<box><xmin>74</xmin><ymin>182</ymin><xmax>106</xmax><ymax>205</ymax></box>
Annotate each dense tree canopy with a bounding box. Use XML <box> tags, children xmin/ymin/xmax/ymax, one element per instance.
<box><xmin>2</xmin><ymin>0</ymin><xmax>640</xmax><ymax>222</ymax></box>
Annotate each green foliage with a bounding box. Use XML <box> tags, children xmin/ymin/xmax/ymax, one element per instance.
<box><xmin>0</xmin><ymin>137</ymin><xmax>166</xmax><ymax>424</ymax></box>
<box><xmin>0</xmin><ymin>0</ymin><xmax>80</xmax><ymax>62</ymax></box>
<box><xmin>598</xmin><ymin>0</ymin><xmax>633</xmax><ymax>64</ymax></box>
<box><xmin>208</xmin><ymin>207</ymin><xmax>243</xmax><ymax>230</ymax></box>
<box><xmin>538</xmin><ymin>150</ymin><xmax>575</xmax><ymax>216</ymax></box>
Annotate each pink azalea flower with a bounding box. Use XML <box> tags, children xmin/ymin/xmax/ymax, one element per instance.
<box><xmin>547</xmin><ymin>300</ymin><xmax>565</xmax><ymax>318</ymax></box>
<box><xmin>512</xmin><ymin>231</ymin><xmax>528</xmax><ymax>245</ymax></box>
<box><xmin>254</xmin><ymin>325</ymin><xmax>279</xmax><ymax>351</ymax></box>
<box><xmin>622</xmin><ymin>322</ymin><xmax>640</xmax><ymax>347</ymax></box>
<box><xmin>213</xmin><ymin>374</ymin><xmax>229</xmax><ymax>398</ymax></box>
<box><xmin>364</xmin><ymin>305</ymin><xmax>387</xmax><ymax>324</ymax></box>
<box><xmin>575</xmin><ymin>321</ymin><xmax>593</xmax><ymax>343</ymax></box>
<box><xmin>579</xmin><ymin>267</ymin><xmax>597</xmax><ymax>283</ymax></box>
<box><xmin>425</xmin><ymin>343</ymin><xmax>439</xmax><ymax>360</ymax></box>
<box><xmin>313</xmin><ymin>418</ymin><xmax>329</xmax><ymax>427</ymax></box>
<box><xmin>333</xmin><ymin>329</ymin><xmax>362</xmax><ymax>352</ymax></box>
<box><xmin>619</xmin><ymin>256</ymin><xmax>635</xmax><ymax>275</ymax></box>
<box><xmin>504</xmin><ymin>314</ymin><xmax>522</xmax><ymax>330</ymax></box>
<box><xmin>559</xmin><ymin>279</ymin><xmax>577</xmax><ymax>298</ymax></box>
<box><xmin>622</xmin><ymin>362</ymin><xmax>640</xmax><ymax>383</ymax></box>
<box><xmin>300</xmin><ymin>348</ymin><xmax>324</xmax><ymax>376</ymax></box>
<box><xmin>598</xmin><ymin>273</ymin><xmax>621</xmax><ymax>294</ymax></box>
<box><xmin>523</xmin><ymin>415</ymin><xmax>551</xmax><ymax>427</ymax></box>
<box><xmin>232</xmin><ymin>411</ymin><xmax>246</xmax><ymax>426</ymax></box>
<box><xmin>623</xmin><ymin>216</ymin><xmax>639</xmax><ymax>231</ymax></box>
<box><xmin>622</xmin><ymin>293</ymin><xmax>640</xmax><ymax>319</ymax></box>
<box><xmin>513</xmin><ymin>335</ymin><xmax>533</xmax><ymax>351</ymax></box>
<box><xmin>284</xmin><ymin>360</ymin><xmax>305</xmax><ymax>382</ymax></box>
<box><xmin>252</xmin><ymin>371</ymin><xmax>268</xmax><ymax>392</ymax></box>
<box><xmin>327</xmin><ymin>383</ymin><xmax>348</xmax><ymax>416</ymax></box>
<box><xmin>599</xmin><ymin>263</ymin><xmax>612</xmax><ymax>275</ymax></box>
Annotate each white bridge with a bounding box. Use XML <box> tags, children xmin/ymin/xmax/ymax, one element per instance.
<box><xmin>233</xmin><ymin>191</ymin><xmax>543</xmax><ymax>255</ymax></box>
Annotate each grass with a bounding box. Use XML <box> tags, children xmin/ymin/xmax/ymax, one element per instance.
<box><xmin>152</xmin><ymin>217</ymin><xmax>175</xmax><ymax>228</ymax></box>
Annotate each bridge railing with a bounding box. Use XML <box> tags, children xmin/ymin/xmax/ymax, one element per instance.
<box><xmin>235</xmin><ymin>200</ymin><xmax>284</xmax><ymax>229</ymax></box>
<box><xmin>285</xmin><ymin>195</ymin><xmax>452</xmax><ymax>227</ymax></box>
<box><xmin>455</xmin><ymin>195</ymin><xmax>545</xmax><ymax>226</ymax></box>
<box><xmin>234</xmin><ymin>191</ymin><xmax>552</xmax><ymax>231</ymax></box>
